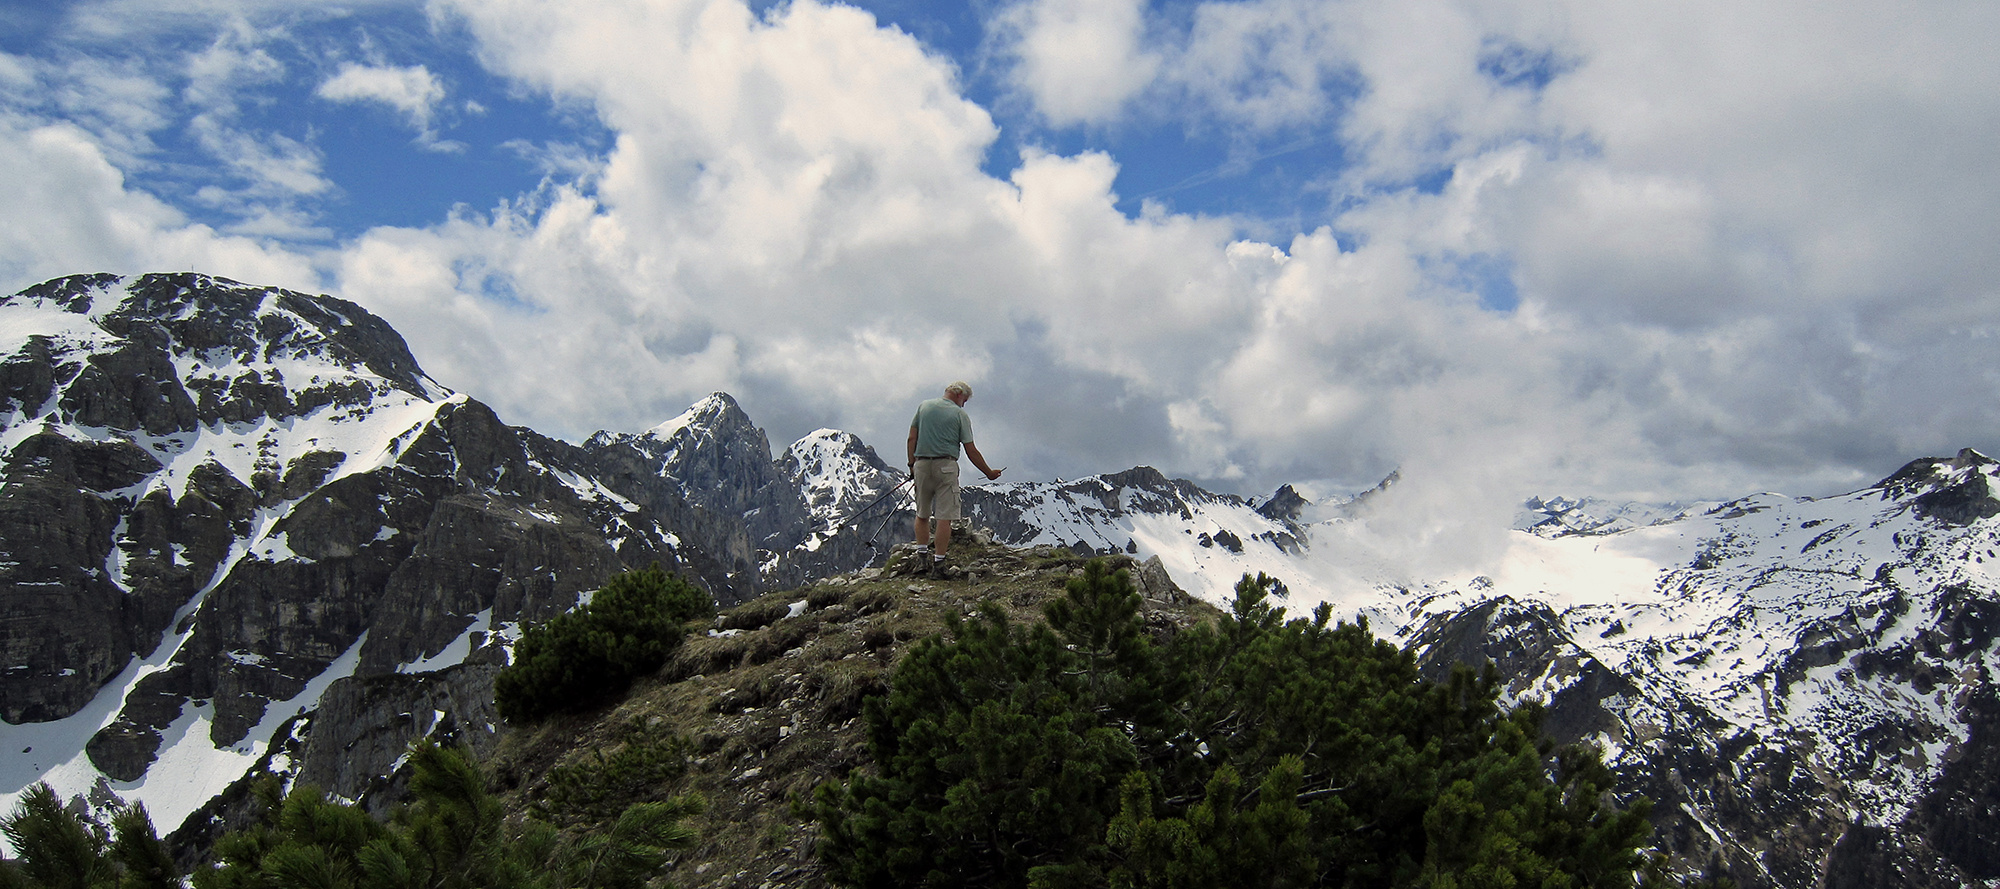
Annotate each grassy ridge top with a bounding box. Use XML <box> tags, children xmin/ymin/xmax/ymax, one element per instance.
<box><xmin>488</xmin><ymin>538</ymin><xmax>1213</xmax><ymax>889</ymax></box>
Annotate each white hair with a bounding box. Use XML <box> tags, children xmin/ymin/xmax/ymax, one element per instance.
<box><xmin>945</xmin><ymin>381</ymin><xmax>972</xmax><ymax>397</ymax></box>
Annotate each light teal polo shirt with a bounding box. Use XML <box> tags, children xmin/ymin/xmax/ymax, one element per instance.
<box><xmin>911</xmin><ymin>397</ymin><xmax>974</xmax><ymax>459</ymax></box>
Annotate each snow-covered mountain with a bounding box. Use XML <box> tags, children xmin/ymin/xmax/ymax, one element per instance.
<box><xmin>775</xmin><ymin>444</ymin><xmax>1315</xmax><ymax>602</ymax></box>
<box><xmin>0</xmin><ymin>273</ymin><xmax>756</xmax><ymax>848</ymax></box>
<box><xmin>1374</xmin><ymin>453</ymin><xmax>2000</xmax><ymax>887</ymax></box>
<box><xmin>1514</xmin><ymin>494</ymin><xmax>1720</xmax><ymax>538</ymax></box>
<box><xmin>5</xmin><ymin>272</ymin><xmax>1999</xmax><ymax>887</ymax></box>
<box><xmin>757</xmin><ymin>412</ymin><xmax>2000</xmax><ymax>887</ymax></box>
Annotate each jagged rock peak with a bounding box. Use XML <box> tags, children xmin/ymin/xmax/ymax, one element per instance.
<box><xmin>584</xmin><ymin>392</ymin><xmax>773</xmax><ymax>476</ymax></box>
<box><xmin>1256</xmin><ymin>483</ymin><xmax>1310</xmax><ymax>523</ymax></box>
<box><xmin>1097</xmin><ymin>465</ymin><xmax>1171</xmax><ymax>490</ymax></box>
<box><xmin>584</xmin><ymin>393</ymin><xmax>768</xmax><ymax>473</ymax></box>
<box><xmin>582</xmin><ymin>392</ymin><xmax>808</xmax><ymax>554</ymax></box>
<box><xmin>782</xmin><ymin>428</ymin><xmax>894</xmax><ymax>478</ymax></box>
<box><xmin>6</xmin><ymin>272</ymin><xmax>440</xmax><ymax>402</ymax></box>
<box><xmin>1877</xmin><ymin>448</ymin><xmax>2000</xmax><ymax>526</ymax></box>
<box><xmin>643</xmin><ymin>392</ymin><xmax>753</xmax><ymax>442</ymax></box>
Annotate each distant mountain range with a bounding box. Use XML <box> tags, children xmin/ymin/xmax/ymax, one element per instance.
<box><xmin>1</xmin><ymin>273</ymin><xmax>1996</xmax><ymax>887</ymax></box>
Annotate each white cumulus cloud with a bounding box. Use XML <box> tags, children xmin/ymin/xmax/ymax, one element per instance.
<box><xmin>316</xmin><ymin>62</ymin><xmax>449</xmax><ymax>142</ymax></box>
<box><xmin>991</xmin><ymin>0</ymin><xmax>1160</xmax><ymax>126</ymax></box>
<box><xmin>0</xmin><ymin>116</ymin><xmax>317</xmax><ymax>290</ymax></box>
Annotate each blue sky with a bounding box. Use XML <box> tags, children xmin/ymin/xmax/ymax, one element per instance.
<box><xmin>0</xmin><ymin>0</ymin><xmax>1370</xmax><ymax>252</ymax></box>
<box><xmin>3</xmin><ymin>0</ymin><xmax>2000</xmax><ymax>555</ymax></box>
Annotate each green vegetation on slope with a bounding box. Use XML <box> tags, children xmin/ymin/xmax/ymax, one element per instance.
<box><xmin>0</xmin><ymin>783</ymin><xmax>177</xmax><ymax>889</ymax></box>
<box><xmin>814</xmin><ymin>559</ymin><xmax>1657</xmax><ymax>888</ymax></box>
<box><xmin>6</xmin><ymin>545</ymin><xmax>1715</xmax><ymax>889</ymax></box>
<box><xmin>496</xmin><ymin>564</ymin><xmax>714</xmax><ymax>723</ymax></box>
<box><xmin>189</xmin><ymin>740</ymin><xmax>699</xmax><ymax>889</ymax></box>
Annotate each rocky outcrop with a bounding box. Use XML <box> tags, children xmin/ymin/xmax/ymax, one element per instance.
<box><xmin>0</xmin><ymin>273</ymin><xmax>739</xmax><ymax>795</ymax></box>
<box><xmin>296</xmin><ymin>662</ymin><xmax>508</xmax><ymax>813</ymax></box>
<box><xmin>0</xmin><ymin>431</ymin><xmax>156</xmax><ymax>723</ymax></box>
<box><xmin>584</xmin><ymin>394</ymin><xmax>813</xmax><ymax>566</ymax></box>
<box><xmin>1899</xmin><ymin>450</ymin><xmax>2000</xmax><ymax>526</ymax></box>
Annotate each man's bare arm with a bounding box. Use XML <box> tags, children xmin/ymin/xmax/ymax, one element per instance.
<box><xmin>906</xmin><ymin>426</ymin><xmax>919</xmax><ymax>469</ymax></box>
<box><xmin>964</xmin><ymin>443</ymin><xmax>1003</xmax><ymax>480</ymax></box>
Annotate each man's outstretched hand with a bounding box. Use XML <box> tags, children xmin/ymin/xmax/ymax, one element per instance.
<box><xmin>985</xmin><ymin>467</ymin><xmax>1005</xmax><ymax>481</ymax></box>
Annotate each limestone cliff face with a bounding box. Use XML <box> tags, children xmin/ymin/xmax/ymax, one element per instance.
<box><xmin>582</xmin><ymin>393</ymin><xmax>813</xmax><ymax>587</ymax></box>
<box><xmin>0</xmin><ymin>273</ymin><xmax>743</xmax><ymax>801</ymax></box>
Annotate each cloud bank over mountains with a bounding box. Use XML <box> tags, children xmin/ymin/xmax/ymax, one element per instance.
<box><xmin>2</xmin><ymin>0</ymin><xmax>1998</xmax><ymax>557</ymax></box>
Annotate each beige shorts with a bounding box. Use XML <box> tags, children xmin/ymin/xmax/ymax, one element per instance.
<box><xmin>913</xmin><ymin>458</ymin><xmax>961</xmax><ymax>522</ymax></box>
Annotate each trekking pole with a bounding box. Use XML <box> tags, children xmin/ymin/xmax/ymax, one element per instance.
<box><xmin>826</xmin><ymin>474</ymin><xmax>911</xmax><ymax>538</ymax></box>
<box><xmin>860</xmin><ymin>478</ymin><xmax>915</xmax><ymax>564</ymax></box>
<box><xmin>864</xmin><ymin>500</ymin><xmax>905</xmax><ymax>559</ymax></box>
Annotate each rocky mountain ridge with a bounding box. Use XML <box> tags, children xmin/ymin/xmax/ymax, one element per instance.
<box><xmin>0</xmin><ymin>273</ymin><xmax>762</xmax><ymax>839</ymax></box>
<box><xmin>3</xmin><ymin>273</ymin><xmax>2000</xmax><ymax>888</ymax></box>
<box><xmin>1380</xmin><ymin>449</ymin><xmax>2000</xmax><ymax>887</ymax></box>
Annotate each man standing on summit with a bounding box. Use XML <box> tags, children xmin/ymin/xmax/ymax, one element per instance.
<box><xmin>907</xmin><ymin>381</ymin><xmax>1003</xmax><ymax>573</ymax></box>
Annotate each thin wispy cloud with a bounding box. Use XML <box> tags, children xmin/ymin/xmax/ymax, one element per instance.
<box><xmin>1126</xmin><ymin>134</ymin><xmax>1335</xmax><ymax>204</ymax></box>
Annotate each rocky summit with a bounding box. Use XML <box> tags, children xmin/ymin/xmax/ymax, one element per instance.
<box><xmin>4</xmin><ymin>272</ymin><xmax>2000</xmax><ymax>888</ymax></box>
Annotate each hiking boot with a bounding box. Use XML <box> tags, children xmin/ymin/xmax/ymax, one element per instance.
<box><xmin>896</xmin><ymin>544</ymin><xmax>931</xmax><ymax>575</ymax></box>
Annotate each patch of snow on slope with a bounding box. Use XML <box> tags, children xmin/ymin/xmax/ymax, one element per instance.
<box><xmin>117</xmin><ymin>633</ymin><xmax>367</xmax><ymax>833</ymax></box>
<box><xmin>552</xmin><ymin>468</ymin><xmax>643</xmax><ymax>513</ymax></box>
<box><xmin>1249</xmin><ymin>475</ymin><xmax>1998</xmax><ymax>829</ymax></box>
<box><xmin>643</xmin><ymin>393</ymin><xmax>731</xmax><ymax>446</ymax></box>
<box><xmin>0</xmin><ymin>612</ymin><xmax>365</xmax><ymax>845</ymax></box>
<box><xmin>786</xmin><ymin>429</ymin><xmax>898</xmax><ymax>526</ymax></box>
<box><xmin>400</xmin><ymin>611</ymin><xmax>492</xmax><ymax>674</ymax></box>
<box><xmin>0</xmin><ymin>294</ymin><xmax>116</xmax><ymax>360</ymax></box>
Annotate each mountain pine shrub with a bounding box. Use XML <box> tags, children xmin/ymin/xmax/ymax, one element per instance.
<box><xmin>495</xmin><ymin>564</ymin><xmax>714</xmax><ymax>722</ymax></box>
<box><xmin>191</xmin><ymin>740</ymin><xmax>700</xmax><ymax>889</ymax></box>
<box><xmin>0</xmin><ymin>783</ymin><xmax>178</xmax><ymax>889</ymax></box>
<box><xmin>815</xmin><ymin>560</ymin><xmax>1659</xmax><ymax>888</ymax></box>
<box><xmin>535</xmin><ymin>725</ymin><xmax>695</xmax><ymax>823</ymax></box>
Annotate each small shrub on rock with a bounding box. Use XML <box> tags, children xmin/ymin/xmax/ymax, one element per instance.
<box><xmin>496</xmin><ymin>564</ymin><xmax>713</xmax><ymax>722</ymax></box>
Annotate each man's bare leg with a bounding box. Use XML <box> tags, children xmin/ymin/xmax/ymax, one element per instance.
<box><xmin>914</xmin><ymin>516</ymin><xmax>931</xmax><ymax>549</ymax></box>
<box><xmin>935</xmin><ymin>521</ymin><xmax>953</xmax><ymax>560</ymax></box>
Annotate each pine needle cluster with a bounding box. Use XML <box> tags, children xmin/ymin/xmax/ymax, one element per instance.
<box><xmin>0</xmin><ymin>784</ymin><xmax>177</xmax><ymax>889</ymax></box>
